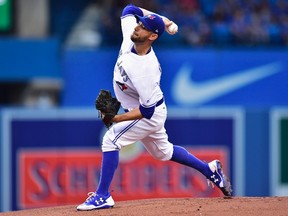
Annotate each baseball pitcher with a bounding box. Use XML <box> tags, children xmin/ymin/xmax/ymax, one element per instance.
<box><xmin>77</xmin><ymin>4</ymin><xmax>232</xmax><ymax>211</ymax></box>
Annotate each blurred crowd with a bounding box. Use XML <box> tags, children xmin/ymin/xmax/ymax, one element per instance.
<box><xmin>97</xmin><ymin>0</ymin><xmax>288</xmax><ymax>47</ymax></box>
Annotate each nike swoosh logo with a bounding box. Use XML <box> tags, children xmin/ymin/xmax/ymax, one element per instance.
<box><xmin>172</xmin><ymin>62</ymin><xmax>282</xmax><ymax>105</ymax></box>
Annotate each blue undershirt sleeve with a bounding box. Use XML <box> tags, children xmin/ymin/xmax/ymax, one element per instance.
<box><xmin>139</xmin><ymin>105</ymin><xmax>155</xmax><ymax>119</ymax></box>
<box><xmin>122</xmin><ymin>4</ymin><xmax>144</xmax><ymax>17</ymax></box>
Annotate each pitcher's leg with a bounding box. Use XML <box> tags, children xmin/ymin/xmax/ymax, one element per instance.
<box><xmin>142</xmin><ymin>130</ymin><xmax>232</xmax><ymax>196</ymax></box>
<box><xmin>77</xmin><ymin>119</ymin><xmax>154</xmax><ymax>211</ymax></box>
<box><xmin>96</xmin><ymin>151</ymin><xmax>119</xmax><ymax>196</ymax></box>
<box><xmin>171</xmin><ymin>145</ymin><xmax>232</xmax><ymax>196</ymax></box>
<box><xmin>76</xmin><ymin>150</ymin><xmax>118</xmax><ymax>211</ymax></box>
<box><xmin>141</xmin><ymin>128</ymin><xmax>173</xmax><ymax>161</ymax></box>
<box><xmin>171</xmin><ymin>145</ymin><xmax>210</xmax><ymax>176</ymax></box>
<box><xmin>141</xmin><ymin>131</ymin><xmax>209</xmax><ymax>175</ymax></box>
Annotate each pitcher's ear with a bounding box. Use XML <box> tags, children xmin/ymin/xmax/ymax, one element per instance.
<box><xmin>149</xmin><ymin>33</ymin><xmax>159</xmax><ymax>41</ymax></box>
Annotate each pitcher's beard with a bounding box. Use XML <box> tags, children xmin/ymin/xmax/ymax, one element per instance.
<box><xmin>131</xmin><ymin>33</ymin><xmax>147</xmax><ymax>43</ymax></box>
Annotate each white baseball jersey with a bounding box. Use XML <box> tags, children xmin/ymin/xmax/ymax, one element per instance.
<box><xmin>113</xmin><ymin>14</ymin><xmax>163</xmax><ymax>110</ymax></box>
<box><xmin>102</xmin><ymin>12</ymin><xmax>173</xmax><ymax>162</ymax></box>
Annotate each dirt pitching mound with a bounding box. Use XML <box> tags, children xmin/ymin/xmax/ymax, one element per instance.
<box><xmin>1</xmin><ymin>197</ymin><xmax>287</xmax><ymax>216</ymax></box>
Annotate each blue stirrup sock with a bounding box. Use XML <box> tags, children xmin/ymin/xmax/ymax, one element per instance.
<box><xmin>170</xmin><ymin>145</ymin><xmax>210</xmax><ymax>177</ymax></box>
<box><xmin>96</xmin><ymin>150</ymin><xmax>119</xmax><ymax>196</ymax></box>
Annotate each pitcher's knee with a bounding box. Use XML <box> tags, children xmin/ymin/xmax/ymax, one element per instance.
<box><xmin>152</xmin><ymin>146</ymin><xmax>173</xmax><ymax>161</ymax></box>
<box><xmin>102</xmin><ymin>131</ymin><xmax>120</xmax><ymax>152</ymax></box>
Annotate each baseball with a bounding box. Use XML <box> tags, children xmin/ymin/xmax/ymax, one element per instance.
<box><xmin>168</xmin><ymin>22</ymin><xmax>178</xmax><ymax>34</ymax></box>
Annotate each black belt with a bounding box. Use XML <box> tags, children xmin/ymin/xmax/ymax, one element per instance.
<box><xmin>124</xmin><ymin>97</ymin><xmax>164</xmax><ymax>113</ymax></box>
<box><xmin>156</xmin><ymin>97</ymin><xmax>164</xmax><ymax>107</ymax></box>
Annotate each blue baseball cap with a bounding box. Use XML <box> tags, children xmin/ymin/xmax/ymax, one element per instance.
<box><xmin>135</xmin><ymin>14</ymin><xmax>165</xmax><ymax>37</ymax></box>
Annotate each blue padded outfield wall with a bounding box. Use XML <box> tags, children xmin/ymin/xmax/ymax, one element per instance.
<box><xmin>62</xmin><ymin>48</ymin><xmax>288</xmax><ymax>107</ymax></box>
<box><xmin>1</xmin><ymin>48</ymin><xmax>288</xmax><ymax>212</ymax></box>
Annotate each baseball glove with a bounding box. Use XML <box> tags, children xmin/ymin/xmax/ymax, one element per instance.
<box><xmin>95</xmin><ymin>89</ymin><xmax>121</xmax><ymax>128</ymax></box>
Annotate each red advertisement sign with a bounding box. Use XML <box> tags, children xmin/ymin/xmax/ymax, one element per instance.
<box><xmin>18</xmin><ymin>150</ymin><xmax>102</xmax><ymax>209</ymax></box>
<box><xmin>18</xmin><ymin>148</ymin><xmax>228</xmax><ymax>209</ymax></box>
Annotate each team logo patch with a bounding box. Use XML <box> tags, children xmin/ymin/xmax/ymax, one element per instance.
<box><xmin>147</xmin><ymin>14</ymin><xmax>156</xmax><ymax>20</ymax></box>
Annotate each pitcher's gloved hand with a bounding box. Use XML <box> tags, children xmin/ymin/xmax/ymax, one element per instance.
<box><xmin>95</xmin><ymin>89</ymin><xmax>121</xmax><ymax>128</ymax></box>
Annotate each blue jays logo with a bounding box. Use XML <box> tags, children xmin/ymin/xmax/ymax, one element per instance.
<box><xmin>116</xmin><ymin>81</ymin><xmax>128</xmax><ymax>91</ymax></box>
<box><xmin>147</xmin><ymin>14</ymin><xmax>156</xmax><ymax>20</ymax></box>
